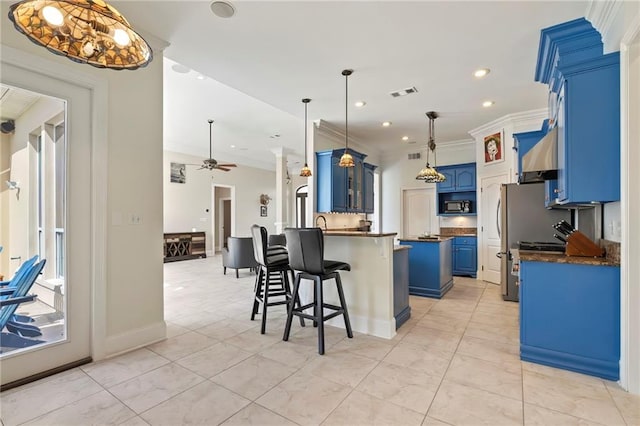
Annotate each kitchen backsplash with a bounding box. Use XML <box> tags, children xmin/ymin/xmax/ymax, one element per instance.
<box><xmin>439</xmin><ymin>215</ymin><xmax>478</xmax><ymax>228</ymax></box>
<box><xmin>313</xmin><ymin>213</ymin><xmax>367</xmax><ymax>230</ymax></box>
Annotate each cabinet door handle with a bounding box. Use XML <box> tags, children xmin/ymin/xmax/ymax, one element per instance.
<box><xmin>554</xmin><ymin>188</ymin><xmax>559</xmax><ymax>194</ymax></box>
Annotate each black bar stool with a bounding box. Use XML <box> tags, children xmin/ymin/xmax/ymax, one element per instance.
<box><xmin>283</xmin><ymin>227</ymin><xmax>353</xmax><ymax>354</ymax></box>
<box><xmin>250</xmin><ymin>225</ymin><xmax>304</xmax><ymax>334</ymax></box>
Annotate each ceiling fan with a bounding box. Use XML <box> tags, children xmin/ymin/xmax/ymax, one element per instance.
<box><xmin>187</xmin><ymin>119</ymin><xmax>237</xmax><ymax>172</ymax></box>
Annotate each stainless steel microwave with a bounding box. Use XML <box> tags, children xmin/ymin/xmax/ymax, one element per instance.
<box><xmin>444</xmin><ymin>200</ymin><xmax>471</xmax><ymax>213</ymax></box>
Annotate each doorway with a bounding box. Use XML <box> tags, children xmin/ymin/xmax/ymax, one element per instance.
<box><xmin>402</xmin><ymin>188</ymin><xmax>437</xmax><ymax>238</ymax></box>
<box><xmin>212</xmin><ymin>185</ymin><xmax>234</xmax><ymax>252</ymax></box>
<box><xmin>479</xmin><ymin>173</ymin><xmax>508</xmax><ymax>284</ymax></box>
<box><xmin>296</xmin><ymin>185</ymin><xmax>308</xmax><ymax>228</ymax></box>
<box><xmin>1</xmin><ymin>67</ymin><xmax>93</xmax><ymax>386</ymax></box>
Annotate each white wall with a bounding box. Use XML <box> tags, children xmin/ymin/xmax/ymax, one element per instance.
<box><xmin>163</xmin><ymin>150</ymin><xmax>277</xmax><ymax>250</ymax></box>
<box><xmin>380</xmin><ymin>140</ymin><xmax>476</xmax><ymax>234</ymax></box>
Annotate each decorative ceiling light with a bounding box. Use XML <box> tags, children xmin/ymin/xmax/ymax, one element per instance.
<box><xmin>8</xmin><ymin>0</ymin><xmax>152</xmax><ymax>70</ymax></box>
<box><xmin>416</xmin><ymin>111</ymin><xmax>446</xmax><ymax>183</ymax></box>
<box><xmin>300</xmin><ymin>98</ymin><xmax>312</xmax><ymax>177</ymax></box>
<box><xmin>339</xmin><ymin>69</ymin><xmax>355</xmax><ymax>168</ymax></box>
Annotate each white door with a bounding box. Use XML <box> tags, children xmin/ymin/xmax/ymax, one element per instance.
<box><xmin>480</xmin><ymin>174</ymin><xmax>507</xmax><ymax>283</ymax></box>
<box><xmin>1</xmin><ymin>63</ymin><xmax>92</xmax><ymax>385</ymax></box>
<box><xmin>402</xmin><ymin>188</ymin><xmax>436</xmax><ymax>238</ymax></box>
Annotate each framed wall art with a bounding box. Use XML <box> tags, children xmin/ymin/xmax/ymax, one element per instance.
<box><xmin>170</xmin><ymin>162</ymin><xmax>186</xmax><ymax>183</ymax></box>
<box><xmin>483</xmin><ymin>131</ymin><xmax>504</xmax><ymax>164</ymax></box>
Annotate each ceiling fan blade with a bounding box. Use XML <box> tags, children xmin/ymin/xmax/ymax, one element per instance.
<box><xmin>217</xmin><ymin>167</ymin><xmax>232</xmax><ymax>172</ymax></box>
<box><xmin>184</xmin><ymin>163</ymin><xmax>202</xmax><ymax>166</ymax></box>
<box><xmin>216</xmin><ymin>163</ymin><xmax>237</xmax><ymax>167</ymax></box>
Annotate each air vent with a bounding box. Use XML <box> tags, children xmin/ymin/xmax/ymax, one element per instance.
<box><xmin>408</xmin><ymin>152</ymin><xmax>421</xmax><ymax>160</ymax></box>
<box><xmin>390</xmin><ymin>86</ymin><xmax>418</xmax><ymax>98</ymax></box>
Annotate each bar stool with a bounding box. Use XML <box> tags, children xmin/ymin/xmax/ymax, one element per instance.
<box><xmin>250</xmin><ymin>225</ymin><xmax>303</xmax><ymax>334</ymax></box>
<box><xmin>283</xmin><ymin>227</ymin><xmax>353</xmax><ymax>354</ymax></box>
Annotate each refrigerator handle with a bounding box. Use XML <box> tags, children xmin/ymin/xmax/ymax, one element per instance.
<box><xmin>496</xmin><ymin>198</ymin><xmax>501</xmax><ymax>239</ymax></box>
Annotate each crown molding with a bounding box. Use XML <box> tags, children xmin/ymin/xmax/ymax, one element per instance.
<box><xmin>586</xmin><ymin>0</ymin><xmax>623</xmax><ymax>44</ymax></box>
<box><xmin>468</xmin><ymin>108</ymin><xmax>548</xmax><ymax>138</ymax></box>
<box><xmin>313</xmin><ymin>119</ymin><xmax>373</xmax><ymax>156</ymax></box>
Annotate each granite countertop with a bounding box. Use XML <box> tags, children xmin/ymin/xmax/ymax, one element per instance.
<box><xmin>398</xmin><ymin>236</ymin><xmax>454</xmax><ymax>242</ymax></box>
<box><xmin>394</xmin><ymin>245</ymin><xmax>411</xmax><ymax>251</ymax></box>
<box><xmin>519</xmin><ymin>252</ymin><xmax>620</xmax><ymax>266</ymax></box>
<box><xmin>323</xmin><ymin>231</ymin><xmax>398</xmax><ymax>237</ymax></box>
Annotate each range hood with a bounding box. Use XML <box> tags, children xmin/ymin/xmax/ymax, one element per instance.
<box><xmin>520</xmin><ymin>127</ymin><xmax>558</xmax><ymax>183</ymax></box>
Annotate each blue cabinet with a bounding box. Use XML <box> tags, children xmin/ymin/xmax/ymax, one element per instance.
<box><xmin>399</xmin><ymin>239</ymin><xmax>453</xmax><ymax>299</ymax></box>
<box><xmin>436</xmin><ymin>163</ymin><xmax>476</xmax><ymax>216</ymax></box>
<box><xmin>363</xmin><ymin>163</ymin><xmax>376</xmax><ymax>214</ymax></box>
<box><xmin>520</xmin><ymin>260</ymin><xmax>620</xmax><ymax>381</ymax></box>
<box><xmin>535</xmin><ymin>18</ymin><xmax>620</xmax><ymax>205</ymax></box>
<box><xmin>513</xmin><ymin>120</ymin><xmax>549</xmax><ymax>182</ymax></box>
<box><xmin>452</xmin><ymin>236</ymin><xmax>477</xmax><ymax>277</ymax></box>
<box><xmin>316</xmin><ymin>149</ymin><xmax>376</xmax><ymax>213</ymax></box>
<box><xmin>554</xmin><ymin>54</ymin><xmax>620</xmax><ymax>204</ymax></box>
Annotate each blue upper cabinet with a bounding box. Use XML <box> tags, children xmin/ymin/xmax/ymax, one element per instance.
<box><xmin>436</xmin><ymin>163</ymin><xmax>477</xmax><ymax>216</ymax></box>
<box><xmin>535</xmin><ymin>18</ymin><xmax>620</xmax><ymax>204</ymax></box>
<box><xmin>316</xmin><ymin>149</ymin><xmax>375</xmax><ymax>213</ymax></box>
<box><xmin>436</xmin><ymin>163</ymin><xmax>475</xmax><ymax>193</ymax></box>
<box><xmin>363</xmin><ymin>163</ymin><xmax>377</xmax><ymax>214</ymax></box>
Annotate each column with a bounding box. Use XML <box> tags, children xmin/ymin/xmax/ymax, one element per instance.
<box><xmin>271</xmin><ymin>147</ymin><xmax>290</xmax><ymax>234</ymax></box>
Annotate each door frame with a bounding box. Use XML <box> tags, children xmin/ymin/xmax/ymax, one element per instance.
<box><xmin>478</xmin><ymin>171</ymin><xmax>509</xmax><ymax>283</ymax></box>
<box><xmin>219</xmin><ymin>197</ymin><xmax>231</xmax><ymax>250</ymax></box>
<box><xmin>620</xmin><ymin>15</ymin><xmax>640</xmax><ymax>394</ymax></box>
<box><xmin>212</xmin><ymin>184</ymin><xmax>235</xmax><ymax>252</ymax></box>
<box><xmin>1</xmin><ymin>46</ymin><xmax>108</xmax><ymax>362</ymax></box>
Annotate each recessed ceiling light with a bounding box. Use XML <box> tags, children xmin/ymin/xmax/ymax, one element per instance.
<box><xmin>230</xmin><ymin>144</ymin><xmax>236</xmax><ymax>148</ymax></box>
<box><xmin>482</xmin><ymin>100</ymin><xmax>495</xmax><ymax>107</ymax></box>
<box><xmin>171</xmin><ymin>63</ymin><xmax>191</xmax><ymax>74</ymax></box>
<box><xmin>474</xmin><ymin>68</ymin><xmax>490</xmax><ymax>78</ymax></box>
<box><xmin>382</xmin><ymin>121</ymin><xmax>392</xmax><ymax>127</ymax></box>
<box><xmin>402</xmin><ymin>136</ymin><xmax>409</xmax><ymax>141</ymax></box>
<box><xmin>196</xmin><ymin>74</ymin><xmax>206</xmax><ymax>80</ymax></box>
<box><xmin>354</xmin><ymin>101</ymin><xmax>366</xmax><ymax>108</ymax></box>
<box><xmin>210</xmin><ymin>1</ymin><xmax>235</xmax><ymax>18</ymax></box>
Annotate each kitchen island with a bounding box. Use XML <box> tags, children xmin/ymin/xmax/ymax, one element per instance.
<box><xmin>314</xmin><ymin>231</ymin><xmax>402</xmax><ymax>339</ymax></box>
<box><xmin>398</xmin><ymin>237</ymin><xmax>454</xmax><ymax>298</ymax></box>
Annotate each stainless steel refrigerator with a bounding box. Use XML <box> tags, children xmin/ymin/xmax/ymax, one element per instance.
<box><xmin>499</xmin><ymin>183</ymin><xmax>570</xmax><ymax>301</ymax></box>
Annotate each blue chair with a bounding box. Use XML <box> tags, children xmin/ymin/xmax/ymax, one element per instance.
<box><xmin>0</xmin><ymin>259</ymin><xmax>47</xmax><ymax>344</ymax></box>
<box><xmin>0</xmin><ymin>256</ymin><xmax>39</xmax><ymax>324</ymax></box>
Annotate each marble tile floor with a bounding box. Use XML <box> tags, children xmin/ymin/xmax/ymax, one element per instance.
<box><xmin>2</xmin><ymin>256</ymin><xmax>638</xmax><ymax>426</ymax></box>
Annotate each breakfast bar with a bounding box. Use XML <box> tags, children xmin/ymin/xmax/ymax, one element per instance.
<box><xmin>313</xmin><ymin>231</ymin><xmax>403</xmax><ymax>339</ymax></box>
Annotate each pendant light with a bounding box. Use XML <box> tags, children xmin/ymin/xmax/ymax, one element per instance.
<box><xmin>416</xmin><ymin>111</ymin><xmax>446</xmax><ymax>183</ymax></box>
<box><xmin>299</xmin><ymin>98</ymin><xmax>312</xmax><ymax>177</ymax></box>
<box><xmin>339</xmin><ymin>69</ymin><xmax>355</xmax><ymax>168</ymax></box>
<box><xmin>8</xmin><ymin>0</ymin><xmax>152</xmax><ymax>70</ymax></box>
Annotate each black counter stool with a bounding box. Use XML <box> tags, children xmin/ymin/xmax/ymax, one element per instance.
<box><xmin>251</xmin><ymin>225</ymin><xmax>304</xmax><ymax>334</ymax></box>
<box><xmin>283</xmin><ymin>227</ymin><xmax>353</xmax><ymax>354</ymax></box>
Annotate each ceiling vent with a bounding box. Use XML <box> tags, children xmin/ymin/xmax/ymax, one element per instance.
<box><xmin>390</xmin><ymin>86</ymin><xmax>418</xmax><ymax>98</ymax></box>
<box><xmin>408</xmin><ymin>152</ymin><xmax>421</xmax><ymax>160</ymax></box>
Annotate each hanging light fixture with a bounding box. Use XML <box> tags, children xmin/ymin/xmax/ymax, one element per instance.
<box><xmin>339</xmin><ymin>69</ymin><xmax>355</xmax><ymax>168</ymax></box>
<box><xmin>416</xmin><ymin>111</ymin><xmax>446</xmax><ymax>183</ymax></box>
<box><xmin>8</xmin><ymin>0</ymin><xmax>153</xmax><ymax>70</ymax></box>
<box><xmin>299</xmin><ymin>98</ymin><xmax>312</xmax><ymax>177</ymax></box>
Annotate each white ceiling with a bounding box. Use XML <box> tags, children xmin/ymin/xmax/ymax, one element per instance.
<box><xmin>112</xmin><ymin>1</ymin><xmax>589</xmax><ymax>169</ymax></box>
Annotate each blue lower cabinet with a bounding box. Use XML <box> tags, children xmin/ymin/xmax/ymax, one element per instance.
<box><xmin>520</xmin><ymin>261</ymin><xmax>620</xmax><ymax>380</ymax></box>
<box><xmin>399</xmin><ymin>239</ymin><xmax>453</xmax><ymax>299</ymax></box>
<box><xmin>452</xmin><ymin>236</ymin><xmax>477</xmax><ymax>277</ymax></box>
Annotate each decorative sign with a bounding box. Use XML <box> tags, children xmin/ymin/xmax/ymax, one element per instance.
<box><xmin>483</xmin><ymin>131</ymin><xmax>504</xmax><ymax>164</ymax></box>
<box><xmin>260</xmin><ymin>206</ymin><xmax>267</xmax><ymax>217</ymax></box>
<box><xmin>170</xmin><ymin>162</ymin><xmax>186</xmax><ymax>183</ymax></box>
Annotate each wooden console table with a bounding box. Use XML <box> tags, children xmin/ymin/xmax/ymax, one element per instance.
<box><xmin>163</xmin><ymin>232</ymin><xmax>206</xmax><ymax>263</ymax></box>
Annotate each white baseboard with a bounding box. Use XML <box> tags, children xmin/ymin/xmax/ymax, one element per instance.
<box><xmin>326</xmin><ymin>313</ymin><xmax>396</xmax><ymax>340</ymax></box>
<box><xmin>102</xmin><ymin>321</ymin><xmax>167</xmax><ymax>359</ymax></box>
<box><xmin>206</xmin><ymin>250</ymin><xmax>214</xmax><ymax>257</ymax></box>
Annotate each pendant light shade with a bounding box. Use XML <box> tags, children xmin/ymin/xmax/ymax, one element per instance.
<box><xmin>339</xmin><ymin>69</ymin><xmax>355</xmax><ymax>168</ymax></box>
<box><xmin>8</xmin><ymin>0</ymin><xmax>153</xmax><ymax>70</ymax></box>
<box><xmin>416</xmin><ymin>111</ymin><xmax>446</xmax><ymax>183</ymax></box>
<box><xmin>300</xmin><ymin>98</ymin><xmax>312</xmax><ymax>177</ymax></box>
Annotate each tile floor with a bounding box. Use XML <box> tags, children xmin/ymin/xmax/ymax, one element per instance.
<box><xmin>1</xmin><ymin>256</ymin><xmax>638</xmax><ymax>426</ymax></box>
